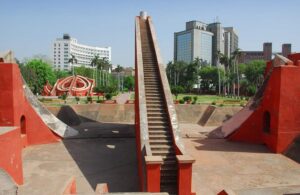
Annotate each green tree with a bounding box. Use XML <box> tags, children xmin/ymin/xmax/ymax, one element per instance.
<box><xmin>24</xmin><ymin>59</ymin><xmax>56</xmax><ymax>94</ymax></box>
<box><xmin>124</xmin><ymin>75</ymin><xmax>134</xmax><ymax>91</ymax></box>
<box><xmin>115</xmin><ymin>65</ymin><xmax>124</xmax><ymax>91</ymax></box>
<box><xmin>199</xmin><ymin>66</ymin><xmax>224</xmax><ymax>93</ymax></box>
<box><xmin>54</xmin><ymin>70</ymin><xmax>71</xmax><ymax>79</ymax></box>
<box><xmin>91</xmin><ymin>55</ymin><xmax>100</xmax><ymax>84</ymax></box>
<box><xmin>244</xmin><ymin>60</ymin><xmax>266</xmax><ymax>90</ymax></box>
<box><xmin>231</xmin><ymin>48</ymin><xmax>242</xmax><ymax>97</ymax></box>
<box><xmin>171</xmin><ymin>85</ymin><xmax>184</xmax><ymax>100</ymax></box>
<box><xmin>74</xmin><ymin>66</ymin><xmax>93</xmax><ymax>78</ymax></box>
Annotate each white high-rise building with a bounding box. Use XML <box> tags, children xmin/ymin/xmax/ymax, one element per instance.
<box><xmin>52</xmin><ymin>34</ymin><xmax>111</xmax><ymax>71</ymax></box>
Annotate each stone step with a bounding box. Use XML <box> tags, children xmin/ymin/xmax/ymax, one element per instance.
<box><xmin>146</xmin><ymin>98</ymin><xmax>164</xmax><ymax>102</ymax></box>
<box><xmin>148</xmin><ymin>124</ymin><xmax>169</xmax><ymax>129</ymax></box>
<box><xmin>152</xmin><ymin>150</ymin><xmax>175</xmax><ymax>156</ymax></box>
<box><xmin>150</xmin><ymin>145</ymin><xmax>173</xmax><ymax>151</ymax></box>
<box><xmin>149</xmin><ymin>134</ymin><xmax>171</xmax><ymax>139</ymax></box>
<box><xmin>145</xmin><ymin>87</ymin><xmax>161</xmax><ymax>90</ymax></box>
<box><xmin>147</xmin><ymin>115</ymin><xmax>167</xmax><ymax>120</ymax></box>
<box><xmin>147</xmin><ymin>112</ymin><xmax>167</xmax><ymax>117</ymax></box>
<box><xmin>145</xmin><ymin>92</ymin><xmax>161</xmax><ymax>96</ymax></box>
<box><xmin>149</xmin><ymin>139</ymin><xmax>172</xmax><ymax>144</ymax></box>
<box><xmin>148</xmin><ymin>131</ymin><xmax>170</xmax><ymax>136</ymax></box>
<box><xmin>148</xmin><ymin>121</ymin><xmax>168</xmax><ymax>126</ymax></box>
<box><xmin>160</xmin><ymin>165</ymin><xmax>178</xmax><ymax>172</ymax></box>
<box><xmin>161</xmin><ymin>178</ymin><xmax>177</xmax><ymax>185</ymax></box>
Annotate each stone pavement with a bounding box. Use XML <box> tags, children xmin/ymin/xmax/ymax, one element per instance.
<box><xmin>181</xmin><ymin>124</ymin><xmax>300</xmax><ymax>194</ymax></box>
<box><xmin>116</xmin><ymin>92</ymin><xmax>131</xmax><ymax>104</ymax></box>
<box><xmin>18</xmin><ymin>122</ymin><xmax>139</xmax><ymax>195</ymax></box>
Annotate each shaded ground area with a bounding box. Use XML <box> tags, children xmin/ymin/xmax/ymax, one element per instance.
<box><xmin>18</xmin><ymin>122</ymin><xmax>139</xmax><ymax>195</ymax></box>
<box><xmin>181</xmin><ymin>124</ymin><xmax>300</xmax><ymax>194</ymax></box>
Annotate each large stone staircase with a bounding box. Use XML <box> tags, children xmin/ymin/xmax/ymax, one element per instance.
<box><xmin>139</xmin><ymin>18</ymin><xmax>178</xmax><ymax>194</ymax></box>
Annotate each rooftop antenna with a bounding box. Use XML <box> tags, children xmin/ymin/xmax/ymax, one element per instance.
<box><xmin>216</xmin><ymin>16</ymin><xmax>220</xmax><ymax>23</ymax></box>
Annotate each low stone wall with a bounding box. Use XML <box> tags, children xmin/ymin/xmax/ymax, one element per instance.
<box><xmin>46</xmin><ymin>104</ymin><xmax>242</xmax><ymax>126</ymax></box>
<box><xmin>175</xmin><ymin>104</ymin><xmax>209</xmax><ymax>124</ymax></box>
<box><xmin>47</xmin><ymin>104</ymin><xmax>135</xmax><ymax>124</ymax></box>
<box><xmin>206</xmin><ymin>106</ymin><xmax>242</xmax><ymax>126</ymax></box>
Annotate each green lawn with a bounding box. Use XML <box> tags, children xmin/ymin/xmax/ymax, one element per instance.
<box><xmin>173</xmin><ymin>94</ymin><xmax>248</xmax><ymax>105</ymax></box>
<box><xmin>39</xmin><ymin>94</ymin><xmax>118</xmax><ymax>106</ymax></box>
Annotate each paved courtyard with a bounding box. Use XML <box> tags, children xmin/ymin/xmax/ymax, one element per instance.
<box><xmin>182</xmin><ymin>126</ymin><xmax>300</xmax><ymax>195</ymax></box>
<box><xmin>18</xmin><ymin>122</ymin><xmax>139</xmax><ymax>195</ymax></box>
<box><xmin>18</xmin><ymin>122</ymin><xmax>300</xmax><ymax>195</ymax></box>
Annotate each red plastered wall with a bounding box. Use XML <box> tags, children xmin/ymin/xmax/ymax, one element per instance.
<box><xmin>0</xmin><ymin>63</ymin><xmax>60</xmax><ymax>184</ymax></box>
<box><xmin>229</xmin><ymin>54</ymin><xmax>300</xmax><ymax>153</ymax></box>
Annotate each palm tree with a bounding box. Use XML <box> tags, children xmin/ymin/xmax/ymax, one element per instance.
<box><xmin>115</xmin><ymin>64</ymin><xmax>124</xmax><ymax>91</ymax></box>
<box><xmin>193</xmin><ymin>57</ymin><xmax>202</xmax><ymax>69</ymax></box>
<box><xmin>68</xmin><ymin>54</ymin><xmax>77</xmax><ymax>76</ymax></box>
<box><xmin>166</xmin><ymin>61</ymin><xmax>174</xmax><ymax>85</ymax></box>
<box><xmin>219</xmin><ymin>54</ymin><xmax>231</xmax><ymax>95</ymax></box>
<box><xmin>91</xmin><ymin>55</ymin><xmax>100</xmax><ymax>85</ymax></box>
<box><xmin>216</xmin><ymin>51</ymin><xmax>222</xmax><ymax>95</ymax></box>
<box><xmin>231</xmin><ymin>48</ymin><xmax>242</xmax><ymax>98</ymax></box>
<box><xmin>97</xmin><ymin>57</ymin><xmax>111</xmax><ymax>86</ymax></box>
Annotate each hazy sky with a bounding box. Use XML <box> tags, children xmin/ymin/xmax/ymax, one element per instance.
<box><xmin>1</xmin><ymin>0</ymin><xmax>299</xmax><ymax>67</ymax></box>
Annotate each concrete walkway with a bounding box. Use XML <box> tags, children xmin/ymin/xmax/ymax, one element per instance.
<box><xmin>181</xmin><ymin>125</ymin><xmax>300</xmax><ymax>194</ymax></box>
<box><xmin>116</xmin><ymin>92</ymin><xmax>131</xmax><ymax>104</ymax></box>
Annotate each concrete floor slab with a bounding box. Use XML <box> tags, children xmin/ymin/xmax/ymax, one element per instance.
<box><xmin>184</xmin><ymin>137</ymin><xmax>300</xmax><ymax>195</ymax></box>
<box><xmin>19</xmin><ymin>122</ymin><xmax>139</xmax><ymax>195</ymax></box>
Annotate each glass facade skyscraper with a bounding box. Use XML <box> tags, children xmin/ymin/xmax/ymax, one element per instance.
<box><xmin>174</xmin><ymin>20</ymin><xmax>238</xmax><ymax>66</ymax></box>
<box><xmin>176</xmin><ymin>32</ymin><xmax>192</xmax><ymax>62</ymax></box>
<box><xmin>174</xmin><ymin>25</ymin><xmax>213</xmax><ymax>64</ymax></box>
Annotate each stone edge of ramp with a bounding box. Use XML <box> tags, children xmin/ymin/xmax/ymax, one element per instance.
<box><xmin>23</xmin><ymin>81</ymin><xmax>78</xmax><ymax>138</ymax></box>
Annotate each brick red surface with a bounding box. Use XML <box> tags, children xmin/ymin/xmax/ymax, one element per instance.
<box><xmin>0</xmin><ymin>63</ymin><xmax>60</xmax><ymax>184</ymax></box>
<box><xmin>229</xmin><ymin>53</ymin><xmax>300</xmax><ymax>153</ymax></box>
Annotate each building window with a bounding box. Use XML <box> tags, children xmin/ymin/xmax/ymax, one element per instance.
<box><xmin>263</xmin><ymin>111</ymin><xmax>271</xmax><ymax>133</ymax></box>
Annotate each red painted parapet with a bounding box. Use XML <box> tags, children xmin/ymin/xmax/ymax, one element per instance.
<box><xmin>177</xmin><ymin>155</ymin><xmax>195</xmax><ymax>195</ymax></box>
<box><xmin>0</xmin><ymin>127</ymin><xmax>23</xmax><ymax>185</ymax></box>
<box><xmin>229</xmin><ymin>53</ymin><xmax>300</xmax><ymax>153</ymax></box>
<box><xmin>0</xmin><ymin>62</ymin><xmax>60</xmax><ymax>184</ymax></box>
<box><xmin>42</xmin><ymin>75</ymin><xmax>95</xmax><ymax>96</ymax></box>
<box><xmin>145</xmin><ymin>156</ymin><xmax>163</xmax><ymax>192</ymax></box>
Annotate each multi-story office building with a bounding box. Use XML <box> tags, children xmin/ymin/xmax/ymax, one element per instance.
<box><xmin>282</xmin><ymin>44</ymin><xmax>292</xmax><ymax>57</ymax></box>
<box><xmin>53</xmin><ymin>34</ymin><xmax>111</xmax><ymax>71</ymax></box>
<box><xmin>224</xmin><ymin>27</ymin><xmax>239</xmax><ymax>58</ymax></box>
<box><xmin>238</xmin><ymin>43</ymin><xmax>292</xmax><ymax>64</ymax></box>
<box><xmin>174</xmin><ymin>21</ymin><xmax>213</xmax><ymax>64</ymax></box>
<box><xmin>174</xmin><ymin>21</ymin><xmax>238</xmax><ymax>66</ymax></box>
<box><xmin>263</xmin><ymin>42</ymin><xmax>272</xmax><ymax>61</ymax></box>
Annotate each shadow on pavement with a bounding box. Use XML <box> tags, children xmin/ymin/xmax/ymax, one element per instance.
<box><xmin>62</xmin><ymin>121</ymin><xmax>139</xmax><ymax>192</ymax></box>
<box><xmin>191</xmin><ymin>137</ymin><xmax>270</xmax><ymax>153</ymax></box>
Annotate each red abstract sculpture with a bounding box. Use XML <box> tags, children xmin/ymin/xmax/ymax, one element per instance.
<box><xmin>42</xmin><ymin>75</ymin><xmax>95</xmax><ymax>96</ymax></box>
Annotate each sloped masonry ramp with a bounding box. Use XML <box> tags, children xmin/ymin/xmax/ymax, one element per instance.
<box><xmin>23</xmin><ymin>80</ymin><xmax>78</xmax><ymax>138</ymax></box>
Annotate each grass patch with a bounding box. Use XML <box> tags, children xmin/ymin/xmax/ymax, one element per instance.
<box><xmin>174</xmin><ymin>94</ymin><xmax>247</xmax><ymax>106</ymax></box>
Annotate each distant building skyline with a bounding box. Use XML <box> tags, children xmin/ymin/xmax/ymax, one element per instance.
<box><xmin>174</xmin><ymin>20</ymin><xmax>238</xmax><ymax>66</ymax></box>
<box><xmin>53</xmin><ymin>34</ymin><xmax>111</xmax><ymax>71</ymax></box>
<box><xmin>238</xmin><ymin>42</ymin><xmax>292</xmax><ymax>64</ymax></box>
